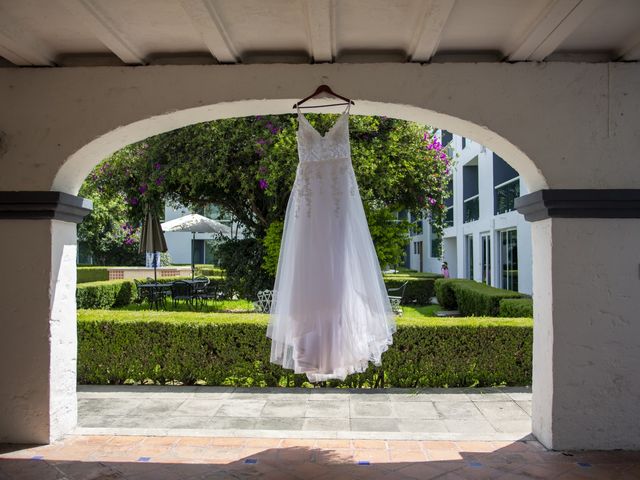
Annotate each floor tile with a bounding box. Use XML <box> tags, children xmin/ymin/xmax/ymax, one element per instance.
<box><xmin>261</xmin><ymin>400</ymin><xmax>308</xmax><ymax>418</ymax></box>
<box><xmin>351</xmin><ymin>402</ymin><xmax>393</xmax><ymax>418</ymax></box>
<box><xmin>306</xmin><ymin>400</ymin><xmax>349</xmax><ymax>418</ymax></box>
<box><xmin>391</xmin><ymin>401</ymin><xmax>440</xmax><ymax>419</ymax></box>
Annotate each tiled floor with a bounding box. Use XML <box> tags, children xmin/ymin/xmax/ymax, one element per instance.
<box><xmin>2</xmin><ymin>435</ymin><xmax>640</xmax><ymax>479</ymax></box>
<box><xmin>76</xmin><ymin>386</ymin><xmax>533</xmax><ymax>441</ymax></box>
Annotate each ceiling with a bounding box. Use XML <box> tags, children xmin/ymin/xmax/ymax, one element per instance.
<box><xmin>0</xmin><ymin>0</ymin><xmax>638</xmax><ymax>67</ymax></box>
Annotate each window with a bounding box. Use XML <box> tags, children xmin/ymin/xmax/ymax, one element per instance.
<box><xmin>441</xmin><ymin>130</ymin><xmax>453</xmax><ymax>146</ymax></box>
<box><xmin>481</xmin><ymin>233</ymin><xmax>491</xmax><ymax>285</ymax></box>
<box><xmin>461</xmin><ymin>137</ymin><xmax>467</xmax><ymax>149</ymax></box>
<box><xmin>493</xmin><ymin>154</ymin><xmax>520</xmax><ymax>214</ymax></box>
<box><xmin>463</xmin><ymin>163</ymin><xmax>479</xmax><ymax>223</ymax></box>
<box><xmin>463</xmin><ymin>195</ymin><xmax>479</xmax><ymax>223</ymax></box>
<box><xmin>500</xmin><ymin>229</ymin><xmax>518</xmax><ymax>291</ymax></box>
<box><xmin>494</xmin><ymin>178</ymin><xmax>520</xmax><ymax>214</ymax></box>
<box><xmin>465</xmin><ymin>234</ymin><xmax>474</xmax><ymax>280</ymax></box>
<box><xmin>444</xmin><ymin>206</ymin><xmax>454</xmax><ymax>228</ymax></box>
<box><xmin>430</xmin><ymin>224</ymin><xmax>442</xmax><ymax>258</ymax></box>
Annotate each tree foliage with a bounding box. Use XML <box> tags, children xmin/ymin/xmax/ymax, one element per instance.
<box><xmin>79</xmin><ymin>114</ymin><xmax>453</xmax><ymax>275</ymax></box>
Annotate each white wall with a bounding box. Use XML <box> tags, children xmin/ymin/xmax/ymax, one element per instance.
<box><xmin>163</xmin><ymin>204</ymin><xmax>217</xmax><ymax>265</ymax></box>
<box><xmin>1</xmin><ymin>62</ymin><xmax>640</xmax><ymax>449</ymax></box>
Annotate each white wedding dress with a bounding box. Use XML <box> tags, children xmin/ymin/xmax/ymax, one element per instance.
<box><xmin>267</xmin><ymin>105</ymin><xmax>396</xmax><ymax>382</ymax></box>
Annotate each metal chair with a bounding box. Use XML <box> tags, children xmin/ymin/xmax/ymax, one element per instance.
<box><xmin>387</xmin><ymin>281</ymin><xmax>408</xmax><ymax>316</ymax></box>
<box><xmin>171</xmin><ymin>280</ymin><xmax>193</xmax><ymax>308</ymax></box>
<box><xmin>253</xmin><ymin>289</ymin><xmax>275</xmax><ymax>313</ymax></box>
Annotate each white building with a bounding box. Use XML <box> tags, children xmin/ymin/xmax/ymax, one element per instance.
<box><xmin>163</xmin><ymin>203</ymin><xmax>235</xmax><ymax>265</ymax></box>
<box><xmin>407</xmin><ymin>132</ymin><xmax>532</xmax><ymax>295</ymax></box>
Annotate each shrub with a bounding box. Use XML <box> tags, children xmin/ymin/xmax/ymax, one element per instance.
<box><xmin>216</xmin><ymin>238</ymin><xmax>274</xmax><ymax>299</ymax></box>
<box><xmin>499</xmin><ymin>298</ymin><xmax>533</xmax><ymax>318</ymax></box>
<box><xmin>77</xmin><ymin>267</ymin><xmax>109</xmax><ymax>283</ymax></box>
<box><xmin>76</xmin><ymin>280</ymin><xmax>136</xmax><ymax>309</ymax></box>
<box><xmin>434</xmin><ymin>279</ymin><xmax>524</xmax><ymax>316</ymax></box>
<box><xmin>77</xmin><ymin>310</ymin><xmax>532</xmax><ymax>388</ymax></box>
<box><xmin>434</xmin><ymin>278</ymin><xmax>463</xmax><ymax>309</ymax></box>
<box><xmin>453</xmin><ymin>282</ymin><xmax>523</xmax><ymax>317</ymax></box>
<box><xmin>383</xmin><ymin>277</ymin><xmax>437</xmax><ymax>305</ymax></box>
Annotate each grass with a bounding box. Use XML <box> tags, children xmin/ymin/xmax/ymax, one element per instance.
<box><xmin>121</xmin><ymin>298</ymin><xmax>255</xmax><ymax>313</ymax></box>
<box><xmin>79</xmin><ymin>307</ymin><xmax>532</xmax><ymax>328</ymax></box>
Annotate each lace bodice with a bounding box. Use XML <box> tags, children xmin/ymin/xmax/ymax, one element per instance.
<box><xmin>296</xmin><ymin>107</ymin><xmax>351</xmax><ymax>163</ymax></box>
<box><xmin>293</xmin><ymin>107</ymin><xmax>357</xmax><ymax>219</ymax></box>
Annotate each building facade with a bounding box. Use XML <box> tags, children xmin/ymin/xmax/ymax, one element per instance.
<box><xmin>407</xmin><ymin>132</ymin><xmax>532</xmax><ymax>295</ymax></box>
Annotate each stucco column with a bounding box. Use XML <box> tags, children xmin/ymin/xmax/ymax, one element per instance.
<box><xmin>0</xmin><ymin>193</ymin><xmax>91</xmax><ymax>443</ymax></box>
<box><xmin>518</xmin><ymin>190</ymin><xmax>640</xmax><ymax>450</ymax></box>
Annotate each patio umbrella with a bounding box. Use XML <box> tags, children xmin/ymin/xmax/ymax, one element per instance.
<box><xmin>161</xmin><ymin>213</ymin><xmax>231</xmax><ymax>279</ymax></box>
<box><xmin>139</xmin><ymin>209</ymin><xmax>168</xmax><ymax>281</ymax></box>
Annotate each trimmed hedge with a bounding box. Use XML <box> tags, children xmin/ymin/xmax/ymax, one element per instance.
<box><xmin>435</xmin><ymin>279</ymin><xmax>524</xmax><ymax>316</ymax></box>
<box><xmin>383</xmin><ymin>276</ymin><xmax>439</xmax><ymax>305</ymax></box>
<box><xmin>77</xmin><ymin>310</ymin><xmax>532</xmax><ymax>388</ymax></box>
<box><xmin>76</xmin><ymin>280</ymin><xmax>136</xmax><ymax>309</ymax></box>
<box><xmin>77</xmin><ymin>267</ymin><xmax>109</xmax><ymax>283</ymax></box>
<box><xmin>77</xmin><ymin>276</ymin><xmax>438</xmax><ymax>309</ymax></box>
<box><xmin>499</xmin><ymin>298</ymin><xmax>533</xmax><ymax>318</ymax></box>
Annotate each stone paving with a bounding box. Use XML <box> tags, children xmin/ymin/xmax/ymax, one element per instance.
<box><xmin>76</xmin><ymin>386</ymin><xmax>534</xmax><ymax>441</ymax></box>
<box><xmin>2</xmin><ymin>435</ymin><xmax>640</xmax><ymax>479</ymax></box>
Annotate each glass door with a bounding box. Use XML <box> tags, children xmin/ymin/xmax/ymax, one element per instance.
<box><xmin>481</xmin><ymin>233</ymin><xmax>491</xmax><ymax>285</ymax></box>
<box><xmin>465</xmin><ymin>234</ymin><xmax>474</xmax><ymax>280</ymax></box>
<box><xmin>500</xmin><ymin>229</ymin><xmax>518</xmax><ymax>291</ymax></box>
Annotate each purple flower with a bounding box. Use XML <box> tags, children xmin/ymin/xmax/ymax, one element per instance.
<box><xmin>257</xmin><ymin>139</ymin><xmax>267</xmax><ymax>145</ymax></box>
<box><xmin>129</xmin><ymin>197</ymin><xmax>139</xmax><ymax>206</ymax></box>
<box><xmin>259</xmin><ymin>179</ymin><xmax>268</xmax><ymax>190</ymax></box>
<box><xmin>269</xmin><ymin>126</ymin><xmax>280</xmax><ymax>134</ymax></box>
<box><xmin>153</xmin><ymin>162</ymin><xmax>161</xmax><ymax>170</ymax></box>
<box><xmin>423</xmin><ymin>132</ymin><xmax>428</xmax><ymax>141</ymax></box>
<box><xmin>154</xmin><ymin>176</ymin><xmax>164</xmax><ymax>186</ymax></box>
<box><xmin>440</xmin><ymin>152</ymin><xmax>447</xmax><ymax>160</ymax></box>
<box><xmin>428</xmin><ymin>197</ymin><xmax>436</xmax><ymax>206</ymax></box>
<box><xmin>258</xmin><ymin>165</ymin><xmax>268</xmax><ymax>174</ymax></box>
<box><xmin>255</xmin><ymin>115</ymin><xmax>263</xmax><ymax>120</ymax></box>
<box><xmin>138</xmin><ymin>183</ymin><xmax>148</xmax><ymax>194</ymax></box>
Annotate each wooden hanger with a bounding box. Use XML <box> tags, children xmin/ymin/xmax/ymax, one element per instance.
<box><xmin>293</xmin><ymin>84</ymin><xmax>355</xmax><ymax>109</ymax></box>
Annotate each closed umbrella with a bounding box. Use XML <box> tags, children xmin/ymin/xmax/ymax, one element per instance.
<box><xmin>161</xmin><ymin>213</ymin><xmax>231</xmax><ymax>279</ymax></box>
<box><xmin>139</xmin><ymin>209</ymin><xmax>168</xmax><ymax>282</ymax></box>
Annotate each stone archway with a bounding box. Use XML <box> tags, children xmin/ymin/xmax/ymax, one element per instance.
<box><xmin>1</xmin><ymin>62</ymin><xmax>639</xmax><ymax>450</ymax></box>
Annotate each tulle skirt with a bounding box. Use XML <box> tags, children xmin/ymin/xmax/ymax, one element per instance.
<box><xmin>267</xmin><ymin>157</ymin><xmax>396</xmax><ymax>382</ymax></box>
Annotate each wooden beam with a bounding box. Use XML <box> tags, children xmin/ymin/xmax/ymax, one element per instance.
<box><xmin>60</xmin><ymin>0</ymin><xmax>146</xmax><ymax>65</ymax></box>
<box><xmin>302</xmin><ymin>0</ymin><xmax>333</xmax><ymax>63</ymax></box>
<box><xmin>179</xmin><ymin>0</ymin><xmax>239</xmax><ymax>64</ymax></box>
<box><xmin>408</xmin><ymin>0</ymin><xmax>456</xmax><ymax>62</ymax></box>
<box><xmin>507</xmin><ymin>0</ymin><xmax>603</xmax><ymax>62</ymax></box>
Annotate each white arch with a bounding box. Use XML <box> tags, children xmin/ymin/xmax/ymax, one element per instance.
<box><xmin>54</xmin><ymin>99</ymin><xmax>547</xmax><ymax>195</ymax></box>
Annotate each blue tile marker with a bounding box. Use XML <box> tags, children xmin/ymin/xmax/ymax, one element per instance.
<box><xmin>468</xmin><ymin>461</ymin><xmax>483</xmax><ymax>468</ymax></box>
<box><xmin>577</xmin><ymin>462</ymin><xmax>592</xmax><ymax>468</ymax></box>
<box><xmin>137</xmin><ymin>457</ymin><xmax>151</xmax><ymax>462</ymax></box>
<box><xmin>31</xmin><ymin>455</ymin><xmax>44</xmax><ymax>460</ymax></box>
<box><xmin>357</xmin><ymin>460</ymin><xmax>370</xmax><ymax>465</ymax></box>
<box><xmin>244</xmin><ymin>459</ymin><xmax>258</xmax><ymax>464</ymax></box>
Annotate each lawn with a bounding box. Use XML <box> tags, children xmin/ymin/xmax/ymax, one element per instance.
<box><xmin>78</xmin><ymin>307</ymin><xmax>532</xmax><ymax>328</ymax></box>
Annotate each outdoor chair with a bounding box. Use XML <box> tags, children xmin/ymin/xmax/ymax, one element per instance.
<box><xmin>196</xmin><ymin>281</ymin><xmax>220</xmax><ymax>306</ymax></box>
<box><xmin>171</xmin><ymin>280</ymin><xmax>194</xmax><ymax>308</ymax></box>
<box><xmin>387</xmin><ymin>281</ymin><xmax>408</xmax><ymax>316</ymax></box>
<box><xmin>192</xmin><ymin>276</ymin><xmax>210</xmax><ymax>308</ymax></box>
<box><xmin>254</xmin><ymin>289</ymin><xmax>275</xmax><ymax>313</ymax></box>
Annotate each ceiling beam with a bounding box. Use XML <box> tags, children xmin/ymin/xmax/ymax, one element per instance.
<box><xmin>617</xmin><ymin>31</ymin><xmax>640</xmax><ymax>61</ymax></box>
<box><xmin>507</xmin><ymin>0</ymin><xmax>603</xmax><ymax>62</ymax></box>
<box><xmin>408</xmin><ymin>0</ymin><xmax>456</xmax><ymax>62</ymax></box>
<box><xmin>302</xmin><ymin>0</ymin><xmax>333</xmax><ymax>63</ymax></box>
<box><xmin>179</xmin><ymin>0</ymin><xmax>239</xmax><ymax>64</ymax></box>
<box><xmin>60</xmin><ymin>0</ymin><xmax>146</xmax><ymax>65</ymax></box>
<box><xmin>0</xmin><ymin>15</ymin><xmax>56</xmax><ymax>65</ymax></box>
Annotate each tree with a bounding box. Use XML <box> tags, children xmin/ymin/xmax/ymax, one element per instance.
<box><xmin>80</xmin><ymin>114</ymin><xmax>453</xmax><ymax>281</ymax></box>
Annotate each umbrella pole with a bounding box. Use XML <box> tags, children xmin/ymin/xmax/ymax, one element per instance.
<box><xmin>191</xmin><ymin>232</ymin><xmax>195</xmax><ymax>280</ymax></box>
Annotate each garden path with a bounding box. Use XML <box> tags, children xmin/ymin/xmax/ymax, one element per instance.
<box><xmin>76</xmin><ymin>386</ymin><xmax>532</xmax><ymax>442</ymax></box>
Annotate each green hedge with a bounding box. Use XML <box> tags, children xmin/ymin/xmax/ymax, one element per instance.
<box><xmin>76</xmin><ymin>280</ymin><xmax>136</xmax><ymax>309</ymax></box>
<box><xmin>499</xmin><ymin>298</ymin><xmax>533</xmax><ymax>318</ymax></box>
<box><xmin>435</xmin><ymin>279</ymin><xmax>524</xmax><ymax>316</ymax></box>
<box><xmin>77</xmin><ymin>267</ymin><xmax>109</xmax><ymax>283</ymax></box>
<box><xmin>76</xmin><ymin>276</ymin><xmax>228</xmax><ymax>309</ymax></box>
<box><xmin>383</xmin><ymin>276</ymin><xmax>439</xmax><ymax>305</ymax></box>
<box><xmin>77</xmin><ymin>310</ymin><xmax>532</xmax><ymax>388</ymax></box>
